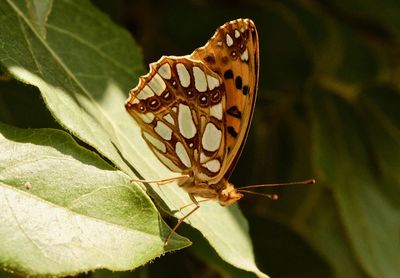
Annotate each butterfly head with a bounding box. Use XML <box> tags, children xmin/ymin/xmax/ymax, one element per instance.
<box><xmin>218</xmin><ymin>181</ymin><xmax>243</xmax><ymax>206</ymax></box>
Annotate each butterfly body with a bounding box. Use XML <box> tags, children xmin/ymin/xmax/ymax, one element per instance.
<box><xmin>125</xmin><ymin>19</ymin><xmax>259</xmax><ymax>208</ymax></box>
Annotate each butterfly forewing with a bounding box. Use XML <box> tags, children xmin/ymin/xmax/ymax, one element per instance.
<box><xmin>126</xmin><ymin>18</ymin><xmax>259</xmax><ymax>189</ymax></box>
<box><xmin>191</xmin><ymin>19</ymin><xmax>259</xmax><ymax>180</ymax></box>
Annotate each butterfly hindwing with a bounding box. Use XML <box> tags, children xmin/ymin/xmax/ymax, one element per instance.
<box><xmin>125</xmin><ymin>56</ymin><xmax>228</xmax><ymax>181</ymax></box>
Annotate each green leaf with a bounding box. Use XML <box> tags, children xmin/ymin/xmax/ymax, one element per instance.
<box><xmin>311</xmin><ymin>91</ymin><xmax>400</xmax><ymax>278</ymax></box>
<box><xmin>26</xmin><ymin>0</ymin><xmax>52</xmax><ymax>38</ymax></box>
<box><xmin>0</xmin><ymin>122</ymin><xmax>190</xmax><ymax>276</ymax></box>
<box><xmin>184</xmin><ymin>224</ymin><xmax>258</xmax><ymax>278</ymax></box>
<box><xmin>0</xmin><ymin>0</ymin><xmax>265</xmax><ymax>276</ymax></box>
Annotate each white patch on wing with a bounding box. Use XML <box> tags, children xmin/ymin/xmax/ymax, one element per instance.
<box><xmin>210</xmin><ymin>103</ymin><xmax>223</xmax><ymax>120</ymax></box>
<box><xmin>172</xmin><ymin>107</ymin><xmax>177</xmax><ymax>113</ymax></box>
<box><xmin>226</xmin><ymin>33</ymin><xmax>233</xmax><ymax>47</ymax></box>
<box><xmin>139</xmin><ymin>113</ymin><xmax>155</xmax><ymax>123</ymax></box>
<box><xmin>202</xmin><ymin>122</ymin><xmax>222</xmax><ymax>152</ymax></box>
<box><xmin>153</xmin><ymin>151</ymin><xmax>181</xmax><ymax>172</ymax></box>
<box><xmin>154</xmin><ymin>121</ymin><xmax>172</xmax><ymax>140</ymax></box>
<box><xmin>203</xmin><ymin>159</ymin><xmax>221</xmax><ymax>173</ymax></box>
<box><xmin>136</xmin><ymin>85</ymin><xmax>154</xmax><ymax>99</ymax></box>
<box><xmin>175</xmin><ymin>141</ymin><xmax>191</xmax><ymax>168</ymax></box>
<box><xmin>176</xmin><ymin>63</ymin><xmax>190</xmax><ymax>88</ymax></box>
<box><xmin>196</xmin><ymin>172</ymin><xmax>211</xmax><ymax>181</ymax></box>
<box><xmin>200</xmin><ymin>152</ymin><xmax>210</xmax><ymax>163</ymax></box>
<box><xmin>234</xmin><ymin>29</ymin><xmax>240</xmax><ymax>38</ymax></box>
<box><xmin>163</xmin><ymin>113</ymin><xmax>174</xmax><ymax>124</ymax></box>
<box><xmin>193</xmin><ymin>66</ymin><xmax>207</xmax><ymax>92</ymax></box>
<box><xmin>206</xmin><ymin>75</ymin><xmax>220</xmax><ymax>90</ymax></box>
<box><xmin>240</xmin><ymin>48</ymin><xmax>249</xmax><ymax>62</ymax></box>
<box><xmin>158</xmin><ymin>63</ymin><xmax>171</xmax><ymax>79</ymax></box>
<box><xmin>178</xmin><ymin>103</ymin><xmax>196</xmax><ymax>139</ymax></box>
<box><xmin>148</xmin><ymin>73</ymin><xmax>166</xmax><ymax>96</ymax></box>
<box><xmin>143</xmin><ymin>132</ymin><xmax>166</xmax><ymax>153</ymax></box>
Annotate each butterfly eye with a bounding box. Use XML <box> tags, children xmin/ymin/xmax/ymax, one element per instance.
<box><xmin>147</xmin><ymin>97</ymin><xmax>161</xmax><ymax>110</ymax></box>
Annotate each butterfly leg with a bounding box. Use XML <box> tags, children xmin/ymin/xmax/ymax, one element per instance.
<box><xmin>178</xmin><ymin>199</ymin><xmax>209</xmax><ymax>212</ymax></box>
<box><xmin>164</xmin><ymin>193</ymin><xmax>200</xmax><ymax>246</ymax></box>
<box><xmin>130</xmin><ymin>174</ymin><xmax>189</xmax><ymax>185</ymax></box>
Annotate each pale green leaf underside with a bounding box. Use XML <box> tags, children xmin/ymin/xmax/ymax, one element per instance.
<box><xmin>0</xmin><ymin>0</ymin><xmax>266</xmax><ymax>276</ymax></box>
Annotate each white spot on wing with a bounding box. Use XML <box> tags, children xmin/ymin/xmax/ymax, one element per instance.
<box><xmin>154</xmin><ymin>151</ymin><xmax>181</xmax><ymax>172</ymax></box>
<box><xmin>202</xmin><ymin>122</ymin><xmax>222</xmax><ymax>152</ymax></box>
<box><xmin>139</xmin><ymin>113</ymin><xmax>155</xmax><ymax>123</ymax></box>
<box><xmin>172</xmin><ymin>107</ymin><xmax>177</xmax><ymax>113</ymax></box>
<box><xmin>158</xmin><ymin>63</ymin><xmax>171</xmax><ymax>79</ymax></box>
<box><xmin>176</xmin><ymin>141</ymin><xmax>191</xmax><ymax>167</ymax></box>
<box><xmin>200</xmin><ymin>152</ymin><xmax>210</xmax><ymax>163</ymax></box>
<box><xmin>207</xmin><ymin>75</ymin><xmax>220</xmax><ymax>90</ymax></box>
<box><xmin>176</xmin><ymin>63</ymin><xmax>190</xmax><ymax>88</ymax></box>
<box><xmin>193</xmin><ymin>66</ymin><xmax>207</xmax><ymax>92</ymax></box>
<box><xmin>240</xmin><ymin>48</ymin><xmax>249</xmax><ymax>62</ymax></box>
<box><xmin>203</xmin><ymin>159</ymin><xmax>221</xmax><ymax>173</ymax></box>
<box><xmin>143</xmin><ymin>132</ymin><xmax>166</xmax><ymax>153</ymax></box>
<box><xmin>178</xmin><ymin>104</ymin><xmax>196</xmax><ymax>139</ymax></box>
<box><xmin>148</xmin><ymin>73</ymin><xmax>166</xmax><ymax>96</ymax></box>
<box><xmin>235</xmin><ymin>29</ymin><xmax>240</xmax><ymax>38</ymax></box>
<box><xmin>226</xmin><ymin>34</ymin><xmax>233</xmax><ymax>47</ymax></box>
<box><xmin>136</xmin><ymin>85</ymin><xmax>154</xmax><ymax>99</ymax></box>
<box><xmin>163</xmin><ymin>113</ymin><xmax>174</xmax><ymax>124</ymax></box>
<box><xmin>196</xmin><ymin>172</ymin><xmax>211</xmax><ymax>181</ymax></box>
<box><xmin>210</xmin><ymin>103</ymin><xmax>223</xmax><ymax>120</ymax></box>
<box><xmin>154</xmin><ymin>121</ymin><xmax>172</xmax><ymax>140</ymax></box>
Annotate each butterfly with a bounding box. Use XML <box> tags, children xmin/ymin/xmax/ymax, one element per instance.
<box><xmin>125</xmin><ymin>19</ymin><xmax>313</xmax><ymax>243</ymax></box>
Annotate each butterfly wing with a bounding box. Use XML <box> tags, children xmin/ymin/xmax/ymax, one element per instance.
<box><xmin>125</xmin><ymin>18</ymin><xmax>259</xmax><ymax>187</ymax></box>
<box><xmin>191</xmin><ymin>18</ymin><xmax>259</xmax><ymax>180</ymax></box>
<box><xmin>125</xmin><ymin>56</ymin><xmax>228</xmax><ymax>183</ymax></box>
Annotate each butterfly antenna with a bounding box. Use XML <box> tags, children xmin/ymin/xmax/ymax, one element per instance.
<box><xmin>238</xmin><ymin>179</ymin><xmax>315</xmax><ymax>190</ymax></box>
<box><xmin>237</xmin><ymin>189</ymin><xmax>279</xmax><ymax>200</ymax></box>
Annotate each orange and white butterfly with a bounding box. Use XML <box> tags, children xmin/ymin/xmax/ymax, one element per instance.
<box><xmin>125</xmin><ymin>19</ymin><xmax>312</xmax><ymax>243</ymax></box>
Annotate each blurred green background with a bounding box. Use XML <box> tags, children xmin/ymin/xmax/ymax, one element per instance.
<box><xmin>1</xmin><ymin>0</ymin><xmax>399</xmax><ymax>277</ymax></box>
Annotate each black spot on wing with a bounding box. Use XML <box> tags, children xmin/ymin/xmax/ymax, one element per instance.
<box><xmin>227</xmin><ymin>126</ymin><xmax>238</xmax><ymax>138</ymax></box>
<box><xmin>227</xmin><ymin>106</ymin><xmax>242</xmax><ymax>119</ymax></box>
<box><xmin>235</xmin><ymin>76</ymin><xmax>242</xmax><ymax>89</ymax></box>
<box><xmin>204</xmin><ymin>55</ymin><xmax>216</xmax><ymax>64</ymax></box>
<box><xmin>242</xmin><ymin>85</ymin><xmax>249</xmax><ymax>95</ymax></box>
<box><xmin>224</xmin><ymin>69</ymin><xmax>233</xmax><ymax>79</ymax></box>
